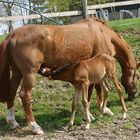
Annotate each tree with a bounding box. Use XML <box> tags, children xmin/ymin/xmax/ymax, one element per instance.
<box><xmin>47</xmin><ymin>0</ymin><xmax>69</xmax><ymax>12</ymax></box>
<box><xmin>2</xmin><ymin>0</ymin><xmax>15</xmax><ymax>32</ymax></box>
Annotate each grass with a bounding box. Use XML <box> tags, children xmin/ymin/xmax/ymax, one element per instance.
<box><xmin>109</xmin><ymin>18</ymin><xmax>140</xmax><ymax>31</ymax></box>
<box><xmin>122</xmin><ymin>122</ymin><xmax>134</xmax><ymax>130</ymax></box>
<box><xmin>0</xmin><ymin>34</ymin><xmax>6</xmax><ymax>41</ymax></box>
<box><xmin>0</xmin><ymin>18</ymin><xmax>140</xmax><ymax>137</ymax></box>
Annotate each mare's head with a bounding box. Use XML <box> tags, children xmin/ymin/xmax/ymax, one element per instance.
<box><xmin>121</xmin><ymin>63</ymin><xmax>140</xmax><ymax>101</ymax></box>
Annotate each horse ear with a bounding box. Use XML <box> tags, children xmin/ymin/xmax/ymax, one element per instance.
<box><xmin>137</xmin><ymin>62</ymin><xmax>140</xmax><ymax>69</ymax></box>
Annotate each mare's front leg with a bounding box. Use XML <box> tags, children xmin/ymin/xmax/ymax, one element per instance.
<box><xmin>7</xmin><ymin>102</ymin><xmax>19</xmax><ymax>129</ymax></box>
<box><xmin>20</xmin><ymin>73</ymin><xmax>44</xmax><ymax>135</ymax></box>
<box><xmin>112</xmin><ymin>77</ymin><xmax>128</xmax><ymax>119</ymax></box>
<box><xmin>66</xmin><ymin>88</ymin><xmax>81</xmax><ymax>129</ymax></box>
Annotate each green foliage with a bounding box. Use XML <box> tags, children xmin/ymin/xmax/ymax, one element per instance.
<box><xmin>91</xmin><ymin>0</ymin><xmax>110</xmax><ymax>4</ymax></box>
<box><xmin>47</xmin><ymin>0</ymin><xmax>70</xmax><ymax>12</ymax></box>
<box><xmin>46</xmin><ymin>0</ymin><xmax>110</xmax><ymax>11</ymax></box>
<box><xmin>69</xmin><ymin>0</ymin><xmax>82</xmax><ymax>11</ymax></box>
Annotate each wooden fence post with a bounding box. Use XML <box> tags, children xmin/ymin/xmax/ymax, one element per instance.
<box><xmin>81</xmin><ymin>0</ymin><xmax>88</xmax><ymax>19</ymax></box>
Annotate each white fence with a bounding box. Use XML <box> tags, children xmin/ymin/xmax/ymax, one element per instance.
<box><xmin>0</xmin><ymin>0</ymin><xmax>140</xmax><ymax>22</ymax></box>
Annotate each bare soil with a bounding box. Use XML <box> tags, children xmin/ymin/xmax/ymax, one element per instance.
<box><xmin>1</xmin><ymin>116</ymin><xmax>140</xmax><ymax>140</ymax></box>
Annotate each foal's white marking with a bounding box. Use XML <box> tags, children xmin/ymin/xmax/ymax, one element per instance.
<box><xmin>30</xmin><ymin>121</ymin><xmax>44</xmax><ymax>135</ymax></box>
<box><xmin>6</xmin><ymin>107</ymin><xmax>19</xmax><ymax>129</ymax></box>
<box><xmin>123</xmin><ymin>112</ymin><xmax>127</xmax><ymax>119</ymax></box>
<box><xmin>102</xmin><ymin>107</ymin><xmax>114</xmax><ymax>116</ymax></box>
<box><xmin>42</xmin><ymin>68</ymin><xmax>47</xmax><ymax>73</ymax></box>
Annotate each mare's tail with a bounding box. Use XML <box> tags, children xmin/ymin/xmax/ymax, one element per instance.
<box><xmin>0</xmin><ymin>37</ymin><xmax>11</xmax><ymax>102</ymax></box>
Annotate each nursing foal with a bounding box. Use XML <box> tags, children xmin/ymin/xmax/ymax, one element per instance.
<box><xmin>39</xmin><ymin>54</ymin><xmax>127</xmax><ymax>129</ymax></box>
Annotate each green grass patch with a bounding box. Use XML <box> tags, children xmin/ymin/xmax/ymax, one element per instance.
<box><xmin>122</xmin><ymin>122</ymin><xmax>134</xmax><ymax>130</ymax></box>
<box><xmin>109</xmin><ymin>18</ymin><xmax>140</xmax><ymax>31</ymax></box>
<box><xmin>0</xmin><ymin>34</ymin><xmax>6</xmax><ymax>41</ymax></box>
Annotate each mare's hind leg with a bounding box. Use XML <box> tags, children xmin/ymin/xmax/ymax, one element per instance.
<box><xmin>6</xmin><ymin>63</ymin><xmax>22</xmax><ymax>129</ymax></box>
<box><xmin>20</xmin><ymin>73</ymin><xmax>44</xmax><ymax>135</ymax></box>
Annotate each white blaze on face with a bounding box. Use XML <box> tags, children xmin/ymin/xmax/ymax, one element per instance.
<box><xmin>6</xmin><ymin>107</ymin><xmax>19</xmax><ymax>129</ymax></box>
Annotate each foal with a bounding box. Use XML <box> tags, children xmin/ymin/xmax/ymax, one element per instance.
<box><xmin>39</xmin><ymin>54</ymin><xmax>127</xmax><ymax>129</ymax></box>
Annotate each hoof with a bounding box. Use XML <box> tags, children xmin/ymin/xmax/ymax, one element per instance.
<box><xmin>123</xmin><ymin>113</ymin><xmax>127</xmax><ymax>119</ymax></box>
<box><xmin>103</xmin><ymin>107</ymin><xmax>114</xmax><ymax>116</ymax></box>
<box><xmin>63</xmin><ymin>125</ymin><xmax>69</xmax><ymax>131</ymax></box>
<box><xmin>85</xmin><ymin>123</ymin><xmax>90</xmax><ymax>129</ymax></box>
<box><xmin>31</xmin><ymin>122</ymin><xmax>44</xmax><ymax>135</ymax></box>
<box><xmin>89</xmin><ymin>113</ymin><xmax>95</xmax><ymax>121</ymax></box>
<box><xmin>32</xmin><ymin>127</ymin><xmax>44</xmax><ymax>135</ymax></box>
<box><xmin>10</xmin><ymin>122</ymin><xmax>20</xmax><ymax>130</ymax></box>
<box><xmin>83</xmin><ymin>113</ymin><xmax>95</xmax><ymax>121</ymax></box>
<box><xmin>64</xmin><ymin>122</ymin><xmax>73</xmax><ymax>130</ymax></box>
<box><xmin>7</xmin><ymin>120</ymin><xmax>20</xmax><ymax>130</ymax></box>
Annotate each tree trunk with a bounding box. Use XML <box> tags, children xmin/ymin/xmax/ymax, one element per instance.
<box><xmin>3</xmin><ymin>2</ymin><xmax>14</xmax><ymax>32</ymax></box>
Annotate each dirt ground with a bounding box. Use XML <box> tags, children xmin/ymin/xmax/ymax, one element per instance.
<box><xmin>1</xmin><ymin>116</ymin><xmax>140</xmax><ymax>140</ymax></box>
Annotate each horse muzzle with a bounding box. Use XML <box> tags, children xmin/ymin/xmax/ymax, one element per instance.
<box><xmin>128</xmin><ymin>89</ymin><xmax>138</xmax><ymax>101</ymax></box>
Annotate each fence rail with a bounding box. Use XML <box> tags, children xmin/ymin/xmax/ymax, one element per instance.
<box><xmin>88</xmin><ymin>0</ymin><xmax>140</xmax><ymax>10</ymax></box>
<box><xmin>0</xmin><ymin>0</ymin><xmax>140</xmax><ymax>22</ymax></box>
<box><xmin>0</xmin><ymin>10</ymin><xmax>97</xmax><ymax>22</ymax></box>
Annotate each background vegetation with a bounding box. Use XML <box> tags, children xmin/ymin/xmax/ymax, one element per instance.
<box><xmin>0</xmin><ymin>0</ymin><xmax>111</xmax><ymax>32</ymax></box>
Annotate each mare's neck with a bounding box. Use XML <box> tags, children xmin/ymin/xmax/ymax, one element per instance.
<box><xmin>111</xmin><ymin>36</ymin><xmax>136</xmax><ymax>73</ymax></box>
<box><xmin>115</xmin><ymin>47</ymin><xmax>136</xmax><ymax>74</ymax></box>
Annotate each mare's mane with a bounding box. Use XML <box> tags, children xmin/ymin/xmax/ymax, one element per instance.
<box><xmin>115</xmin><ymin>32</ymin><xmax>131</xmax><ymax>50</ymax></box>
<box><xmin>79</xmin><ymin>18</ymin><xmax>108</xmax><ymax>26</ymax></box>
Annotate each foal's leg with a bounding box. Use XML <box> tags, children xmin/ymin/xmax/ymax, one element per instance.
<box><xmin>86</xmin><ymin>84</ymin><xmax>95</xmax><ymax>121</ymax></box>
<box><xmin>6</xmin><ymin>63</ymin><xmax>22</xmax><ymax>129</ymax></box>
<box><xmin>82</xmin><ymin>81</ymin><xmax>91</xmax><ymax>129</ymax></box>
<box><xmin>20</xmin><ymin>73</ymin><xmax>44</xmax><ymax>135</ymax></box>
<box><xmin>100</xmin><ymin>81</ymin><xmax>114</xmax><ymax>116</ymax></box>
<box><xmin>95</xmin><ymin>84</ymin><xmax>103</xmax><ymax>109</ymax></box>
<box><xmin>66</xmin><ymin>88</ymin><xmax>81</xmax><ymax>129</ymax></box>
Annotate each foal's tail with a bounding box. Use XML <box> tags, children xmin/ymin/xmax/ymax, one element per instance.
<box><xmin>0</xmin><ymin>36</ymin><xmax>11</xmax><ymax>102</ymax></box>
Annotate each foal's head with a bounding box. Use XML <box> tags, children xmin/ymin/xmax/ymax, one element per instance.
<box><xmin>121</xmin><ymin>63</ymin><xmax>140</xmax><ymax>101</ymax></box>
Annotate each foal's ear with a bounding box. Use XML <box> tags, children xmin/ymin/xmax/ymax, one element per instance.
<box><xmin>137</xmin><ymin>62</ymin><xmax>140</xmax><ymax>69</ymax></box>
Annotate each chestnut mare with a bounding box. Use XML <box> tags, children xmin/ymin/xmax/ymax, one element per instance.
<box><xmin>0</xmin><ymin>18</ymin><xmax>139</xmax><ymax>134</ymax></box>
<box><xmin>40</xmin><ymin>54</ymin><xmax>128</xmax><ymax>129</ymax></box>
